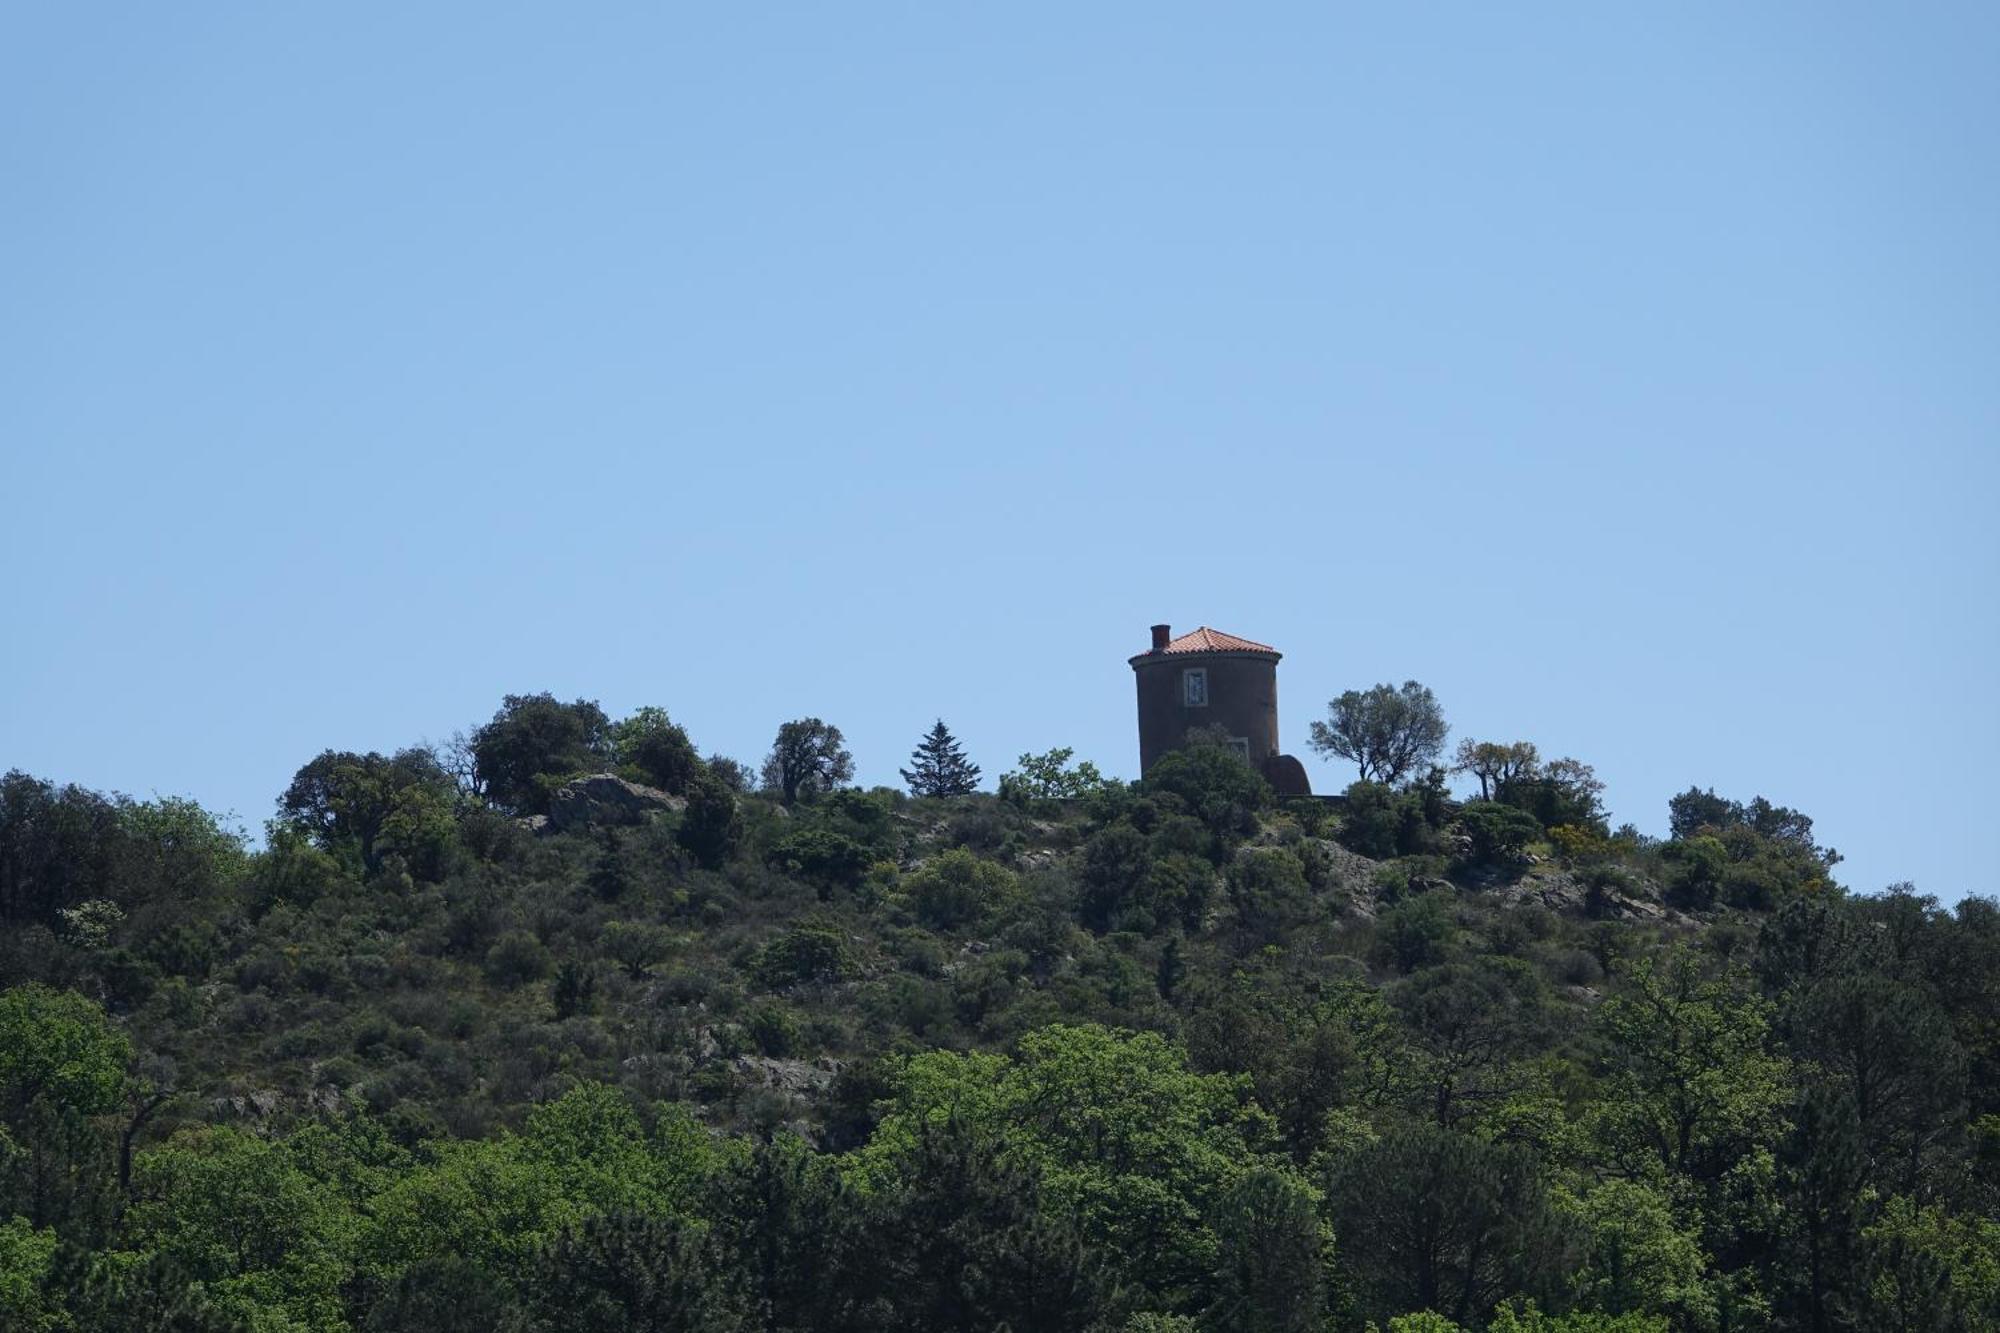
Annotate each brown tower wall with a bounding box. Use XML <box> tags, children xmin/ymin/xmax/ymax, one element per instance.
<box><xmin>1130</xmin><ymin>651</ymin><xmax>1281</xmax><ymax>773</ymax></box>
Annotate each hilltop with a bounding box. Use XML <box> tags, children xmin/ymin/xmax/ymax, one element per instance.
<box><xmin>0</xmin><ymin>695</ymin><xmax>1994</xmax><ymax>1331</ymax></box>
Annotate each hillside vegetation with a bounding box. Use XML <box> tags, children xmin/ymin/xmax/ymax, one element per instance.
<box><xmin>1</xmin><ymin>692</ymin><xmax>1995</xmax><ymax>1331</ymax></box>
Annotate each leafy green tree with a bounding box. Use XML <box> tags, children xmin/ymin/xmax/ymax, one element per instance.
<box><xmin>861</xmin><ymin>1024</ymin><xmax>1289</xmax><ymax>1312</ymax></box>
<box><xmin>706</xmin><ymin>1134</ymin><xmax>855</xmax><ymax>1332</ymax></box>
<box><xmin>1858</xmin><ymin>1195</ymin><xmax>2000</xmax><ymax>1332</ymax></box>
<box><xmin>1376</xmin><ymin>891</ymin><xmax>1458</xmax><ymax>974</ymax></box>
<box><xmin>1390</xmin><ymin>958</ymin><xmax>1554</xmax><ymax>1127</ymax></box>
<box><xmin>998</xmin><ymin>747</ymin><xmax>1113</xmax><ymax>805</ymax></box>
<box><xmin>279</xmin><ymin>748</ymin><xmax>456</xmax><ymax>878</ymax></box>
<box><xmin>362</xmin><ymin>1254</ymin><xmax>519</xmax><ymax>1333</ymax></box>
<box><xmin>0</xmin><ymin>985</ymin><xmax>129</xmax><ymax>1236</ymax></box>
<box><xmin>767</xmin><ymin>827</ymin><xmax>871</xmax><ymax>898</ymax></box>
<box><xmin>1308</xmin><ymin>681</ymin><xmax>1448</xmax><ymax>785</ymax></box>
<box><xmin>1080</xmin><ymin>823</ymin><xmax>1156</xmax><ymax>933</ymax></box>
<box><xmin>1557</xmin><ymin>1179</ymin><xmax>1712</xmax><ymax>1329</ymax></box>
<box><xmin>1588</xmin><ymin>951</ymin><xmax>1791</xmax><ymax>1188</ymax></box>
<box><xmin>760</xmin><ymin>718</ymin><xmax>854</xmax><ymax>805</ymax></box>
<box><xmin>0</xmin><ymin>1215</ymin><xmax>58</xmax><ymax>1332</ymax></box>
<box><xmin>610</xmin><ymin>706</ymin><xmax>702</xmax><ymax>795</ymax></box>
<box><xmin>360</xmin><ymin>1086</ymin><xmax>716</xmax><ymax>1292</ymax></box>
<box><xmin>123</xmin><ymin>1126</ymin><xmax>355</xmax><ymax>1330</ymax></box>
<box><xmin>551</xmin><ymin>960</ymin><xmax>598</xmax><ymax>1020</ymax></box>
<box><xmin>485</xmin><ymin>930</ymin><xmax>552</xmax><ymax>988</ymax></box>
<box><xmin>1489</xmin><ymin>1303</ymin><xmax>1669</xmax><ymax>1332</ymax></box>
<box><xmin>900</xmin><ymin>720</ymin><xmax>982</xmax><ymax>798</ymax></box>
<box><xmin>1498</xmin><ymin>757</ymin><xmax>1607</xmax><ymax>833</ymax></box>
<box><xmin>1453</xmin><ymin>740</ymin><xmax>1540</xmax><ymax>802</ymax></box>
<box><xmin>600</xmin><ymin>921</ymin><xmax>672</xmax><ymax>980</ymax></box>
<box><xmin>1771</xmin><ymin>1084</ymin><xmax>1866</xmax><ymax>1332</ymax></box>
<box><xmin>471</xmin><ymin>693</ymin><xmax>614</xmax><ymax>815</ymax></box>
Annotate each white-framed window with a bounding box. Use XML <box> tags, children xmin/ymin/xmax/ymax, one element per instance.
<box><xmin>1182</xmin><ymin>668</ymin><xmax>1208</xmax><ymax>707</ymax></box>
<box><xmin>1229</xmin><ymin>737</ymin><xmax>1251</xmax><ymax>761</ymax></box>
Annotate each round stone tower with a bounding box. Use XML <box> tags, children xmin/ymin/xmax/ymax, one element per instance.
<box><xmin>1127</xmin><ymin>622</ymin><xmax>1279</xmax><ymax>767</ymax></box>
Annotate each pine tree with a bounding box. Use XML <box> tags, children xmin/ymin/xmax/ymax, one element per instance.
<box><xmin>900</xmin><ymin>720</ymin><xmax>982</xmax><ymax>798</ymax></box>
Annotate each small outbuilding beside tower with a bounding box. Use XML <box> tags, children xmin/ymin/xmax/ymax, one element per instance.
<box><xmin>1129</xmin><ymin>623</ymin><xmax>1312</xmax><ymax>795</ymax></box>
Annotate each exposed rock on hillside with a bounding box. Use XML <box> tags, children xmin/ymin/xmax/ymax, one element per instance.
<box><xmin>546</xmin><ymin>773</ymin><xmax>684</xmax><ymax>832</ymax></box>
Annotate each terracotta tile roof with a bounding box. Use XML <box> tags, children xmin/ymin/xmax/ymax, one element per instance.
<box><xmin>1157</xmin><ymin>626</ymin><xmax>1278</xmax><ymax>655</ymax></box>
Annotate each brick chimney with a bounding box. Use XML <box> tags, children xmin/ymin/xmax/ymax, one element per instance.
<box><xmin>1150</xmin><ymin>623</ymin><xmax>1170</xmax><ymax>651</ymax></box>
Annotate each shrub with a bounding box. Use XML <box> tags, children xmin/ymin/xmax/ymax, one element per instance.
<box><xmin>905</xmin><ymin>848</ymin><xmax>1017</xmax><ymax>932</ymax></box>
<box><xmin>745</xmin><ymin>1000</ymin><xmax>802</xmax><ymax>1057</ymax></box>
<box><xmin>483</xmin><ymin>930</ymin><xmax>551</xmax><ymax>989</ymax></box>
<box><xmin>768</xmin><ymin>828</ymin><xmax>871</xmax><ymax>898</ymax></box>
<box><xmin>754</xmin><ymin>921</ymin><xmax>858</xmax><ymax>989</ymax></box>
<box><xmin>1376</xmin><ymin>890</ymin><xmax>1456</xmax><ymax>973</ymax></box>
<box><xmin>1456</xmin><ymin>802</ymin><xmax>1542</xmax><ymax>866</ymax></box>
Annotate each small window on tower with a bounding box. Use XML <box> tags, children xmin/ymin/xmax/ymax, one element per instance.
<box><xmin>1182</xmin><ymin>668</ymin><xmax>1208</xmax><ymax>707</ymax></box>
<box><xmin>1229</xmin><ymin>737</ymin><xmax>1251</xmax><ymax>761</ymax></box>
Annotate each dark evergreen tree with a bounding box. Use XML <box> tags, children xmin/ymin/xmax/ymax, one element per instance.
<box><xmin>1328</xmin><ymin>1124</ymin><xmax>1574</xmax><ymax>1328</ymax></box>
<box><xmin>899</xmin><ymin>720</ymin><xmax>982</xmax><ymax>798</ymax></box>
<box><xmin>1203</xmin><ymin>1166</ymin><xmax>1324</xmax><ymax>1332</ymax></box>
<box><xmin>675</xmin><ymin>772</ymin><xmax>742</xmax><ymax>870</ymax></box>
<box><xmin>847</xmin><ymin>1116</ymin><xmax>1124</xmax><ymax>1331</ymax></box>
<box><xmin>523</xmin><ymin>1212</ymin><xmax>743</xmax><ymax>1333</ymax></box>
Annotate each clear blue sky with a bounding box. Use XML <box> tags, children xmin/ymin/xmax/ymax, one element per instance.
<box><xmin>4</xmin><ymin>4</ymin><xmax>1994</xmax><ymax>902</ymax></box>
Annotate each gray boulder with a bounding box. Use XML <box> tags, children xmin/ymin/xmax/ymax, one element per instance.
<box><xmin>546</xmin><ymin>773</ymin><xmax>684</xmax><ymax>832</ymax></box>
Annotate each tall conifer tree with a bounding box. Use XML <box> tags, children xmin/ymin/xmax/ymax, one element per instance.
<box><xmin>900</xmin><ymin>720</ymin><xmax>982</xmax><ymax>798</ymax></box>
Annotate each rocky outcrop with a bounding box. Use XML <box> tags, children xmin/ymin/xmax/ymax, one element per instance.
<box><xmin>731</xmin><ymin>1054</ymin><xmax>843</xmax><ymax>1096</ymax></box>
<box><xmin>545</xmin><ymin>773</ymin><xmax>684</xmax><ymax>832</ymax></box>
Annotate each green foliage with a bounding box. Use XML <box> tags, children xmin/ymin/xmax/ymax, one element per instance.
<box><xmin>0</xmin><ymin>1215</ymin><xmax>58</xmax><ymax>1332</ymax></box>
<box><xmin>610</xmin><ymin>706</ymin><xmax>702</xmax><ymax>795</ymax></box>
<box><xmin>1489</xmin><ymin>1302</ymin><xmax>1669</xmax><ymax>1332</ymax></box>
<box><xmin>471</xmin><ymin>693</ymin><xmax>614</xmax><ymax>815</ymax></box>
<box><xmin>998</xmin><ymin>747</ymin><xmax>1114</xmax><ymax>805</ymax></box>
<box><xmin>1457</xmin><ymin>800</ymin><xmax>1544</xmax><ymax>865</ymax></box>
<box><xmin>1141</xmin><ymin>745</ymin><xmax>1271</xmax><ymax>847</ymax></box>
<box><xmin>1376</xmin><ymin>890</ymin><xmax>1457</xmax><ymax>973</ymax></box>
<box><xmin>675</xmin><ymin>771</ymin><xmax>742</xmax><ymax>870</ymax></box>
<box><xmin>900</xmin><ymin>719</ymin><xmax>982</xmax><ymax>798</ymax></box>
<box><xmin>905</xmin><ymin>847</ymin><xmax>1017</xmax><ymax>931</ymax></box>
<box><xmin>4</xmin><ymin>726</ymin><xmax>1988</xmax><ymax>1333</ymax></box>
<box><xmin>1330</xmin><ymin>1123</ymin><xmax>1574</xmax><ymax>1327</ymax></box>
<box><xmin>768</xmin><ymin>826</ymin><xmax>872</xmax><ymax>898</ymax></box>
<box><xmin>124</xmin><ymin>1126</ymin><xmax>354</xmax><ymax>1329</ymax></box>
<box><xmin>0</xmin><ymin>985</ymin><xmax>130</xmax><ymax>1235</ymax></box>
<box><xmin>484</xmin><ymin>930</ymin><xmax>552</xmax><ymax>988</ymax></box>
<box><xmin>1202</xmin><ymin>1165</ymin><xmax>1325</xmax><ymax>1331</ymax></box>
<box><xmin>599</xmin><ymin>920</ymin><xmax>672</xmax><ymax>979</ymax></box>
<box><xmin>1588</xmin><ymin>950</ymin><xmax>1791</xmax><ymax>1186</ymax></box>
<box><xmin>754</xmin><ymin>919</ymin><xmax>858</xmax><ymax>989</ymax></box>
<box><xmin>280</xmin><ymin>748</ymin><xmax>456</xmax><ymax>879</ymax></box>
<box><xmin>1338</xmin><ymin>779</ymin><xmax>1441</xmax><ymax>859</ymax></box>
<box><xmin>1558</xmin><ymin>1179</ymin><xmax>1713</xmax><ymax>1327</ymax></box>
<box><xmin>862</xmin><ymin>1024</ymin><xmax>1292</xmax><ymax>1311</ymax></box>
<box><xmin>1309</xmin><ymin>680</ymin><xmax>1449</xmax><ymax>785</ymax></box>
<box><xmin>760</xmin><ymin>717</ymin><xmax>855</xmax><ymax>804</ymax></box>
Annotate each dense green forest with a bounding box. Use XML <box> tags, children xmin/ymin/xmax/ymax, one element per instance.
<box><xmin>1</xmin><ymin>691</ymin><xmax>1995</xmax><ymax>1331</ymax></box>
